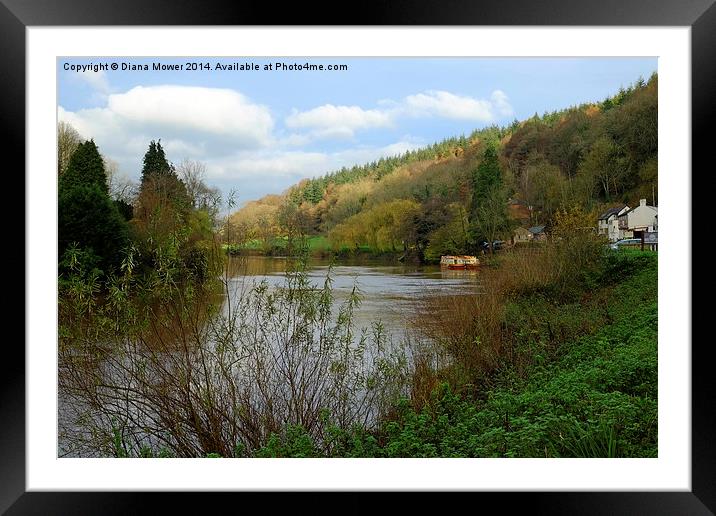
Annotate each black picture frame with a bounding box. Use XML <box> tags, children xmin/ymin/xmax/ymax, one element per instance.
<box><xmin>3</xmin><ymin>0</ymin><xmax>711</xmax><ymax>513</ymax></box>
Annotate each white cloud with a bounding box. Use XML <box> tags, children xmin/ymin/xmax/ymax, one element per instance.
<box><xmin>108</xmin><ymin>86</ymin><xmax>273</xmax><ymax>144</ymax></box>
<box><xmin>278</xmin><ymin>133</ymin><xmax>313</xmax><ymax>147</ymax></box>
<box><xmin>403</xmin><ymin>90</ymin><xmax>496</xmax><ymax>121</ymax></box>
<box><xmin>210</xmin><ymin>151</ymin><xmax>330</xmax><ymax>180</ymax></box>
<box><xmin>285</xmin><ymin>90</ymin><xmax>514</xmax><ymax>141</ymax></box>
<box><xmin>59</xmin><ymin>86</ymin><xmax>274</xmax><ymax>149</ymax></box>
<box><xmin>207</xmin><ymin>138</ymin><xmax>423</xmax><ymax>184</ymax></box>
<box><xmin>58</xmin><ymin>85</ymin><xmax>276</xmax><ymax>184</ymax></box>
<box><xmin>285</xmin><ymin>104</ymin><xmax>393</xmax><ymax>138</ymax></box>
<box><xmin>161</xmin><ymin>139</ymin><xmax>206</xmax><ymax>157</ymax></box>
<box><xmin>58</xmin><ymin>105</ymin><xmax>121</xmax><ymax>145</ymax></box>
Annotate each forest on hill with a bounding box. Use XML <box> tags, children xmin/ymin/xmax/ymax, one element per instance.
<box><xmin>228</xmin><ymin>73</ymin><xmax>657</xmax><ymax>260</ymax></box>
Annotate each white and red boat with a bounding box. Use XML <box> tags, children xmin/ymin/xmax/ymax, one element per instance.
<box><xmin>440</xmin><ymin>255</ymin><xmax>480</xmax><ymax>270</ymax></box>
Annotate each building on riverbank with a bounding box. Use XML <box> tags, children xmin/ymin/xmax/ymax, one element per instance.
<box><xmin>598</xmin><ymin>204</ymin><xmax>630</xmax><ymax>242</ymax></box>
<box><xmin>617</xmin><ymin>199</ymin><xmax>658</xmax><ymax>240</ymax></box>
<box><xmin>512</xmin><ymin>226</ymin><xmax>532</xmax><ymax>244</ymax></box>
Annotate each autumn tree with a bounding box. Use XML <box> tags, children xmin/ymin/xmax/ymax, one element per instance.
<box><xmin>636</xmin><ymin>157</ymin><xmax>658</xmax><ymax>206</ymax></box>
<box><xmin>133</xmin><ymin>141</ymin><xmax>193</xmax><ymax>252</ymax></box>
<box><xmin>328</xmin><ymin>199</ymin><xmax>420</xmax><ymax>254</ymax></box>
<box><xmin>133</xmin><ymin>141</ymin><xmax>219</xmax><ymax>281</ymax></box>
<box><xmin>473</xmin><ymin>187</ymin><xmax>511</xmax><ymax>254</ymax></box>
<box><xmin>578</xmin><ymin>136</ymin><xmax>625</xmax><ymax>201</ymax></box>
<box><xmin>423</xmin><ymin>203</ymin><xmax>470</xmax><ymax>261</ymax></box>
<box><xmin>525</xmin><ymin>155</ymin><xmax>569</xmax><ymax>218</ymax></box>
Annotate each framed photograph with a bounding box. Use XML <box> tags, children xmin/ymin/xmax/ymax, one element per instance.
<box><xmin>5</xmin><ymin>0</ymin><xmax>711</xmax><ymax>512</ymax></box>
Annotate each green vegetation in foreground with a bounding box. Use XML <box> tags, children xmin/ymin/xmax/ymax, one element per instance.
<box><xmin>250</xmin><ymin>250</ymin><xmax>658</xmax><ymax>458</ymax></box>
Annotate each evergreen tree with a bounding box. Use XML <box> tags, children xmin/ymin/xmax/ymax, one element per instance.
<box><xmin>469</xmin><ymin>145</ymin><xmax>510</xmax><ymax>253</ymax></box>
<box><xmin>58</xmin><ymin>141</ymin><xmax>129</xmax><ymax>274</ymax></box>
<box><xmin>59</xmin><ymin>184</ymin><xmax>130</xmax><ymax>273</ymax></box>
<box><xmin>471</xmin><ymin>145</ymin><xmax>502</xmax><ymax>205</ymax></box>
<box><xmin>60</xmin><ymin>140</ymin><xmax>108</xmax><ymax>194</ymax></box>
<box><xmin>141</xmin><ymin>139</ymin><xmax>173</xmax><ymax>184</ymax></box>
<box><xmin>137</xmin><ymin>139</ymin><xmax>191</xmax><ymax>212</ymax></box>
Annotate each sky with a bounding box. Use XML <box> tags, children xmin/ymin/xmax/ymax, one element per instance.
<box><xmin>58</xmin><ymin>57</ymin><xmax>657</xmax><ymax>206</ymax></box>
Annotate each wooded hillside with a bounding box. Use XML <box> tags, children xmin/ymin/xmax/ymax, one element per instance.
<box><xmin>228</xmin><ymin>73</ymin><xmax>657</xmax><ymax>260</ymax></box>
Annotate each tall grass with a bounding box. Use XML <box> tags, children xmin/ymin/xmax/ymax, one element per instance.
<box><xmin>414</xmin><ymin>229</ymin><xmax>606</xmax><ymax>387</ymax></box>
<box><xmin>368</xmin><ymin>251</ymin><xmax>657</xmax><ymax>458</ymax></box>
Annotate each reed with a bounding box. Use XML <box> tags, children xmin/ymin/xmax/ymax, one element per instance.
<box><xmin>414</xmin><ymin>229</ymin><xmax>605</xmax><ymax>387</ymax></box>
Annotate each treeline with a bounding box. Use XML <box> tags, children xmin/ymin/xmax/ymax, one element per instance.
<box><xmin>502</xmin><ymin>73</ymin><xmax>657</xmax><ymax>216</ymax></box>
<box><xmin>229</xmin><ymin>72</ymin><xmax>657</xmax><ymax>260</ymax></box>
<box><xmin>58</xmin><ymin>131</ymin><xmax>222</xmax><ymax>286</ymax></box>
<box><xmin>292</xmin><ymin>125</ymin><xmax>506</xmax><ymax>204</ymax></box>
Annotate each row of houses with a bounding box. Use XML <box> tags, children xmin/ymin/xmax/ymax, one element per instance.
<box><xmin>597</xmin><ymin>199</ymin><xmax>658</xmax><ymax>242</ymax></box>
<box><xmin>507</xmin><ymin>198</ymin><xmax>658</xmax><ymax>246</ymax></box>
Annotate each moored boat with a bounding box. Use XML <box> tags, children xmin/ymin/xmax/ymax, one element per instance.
<box><xmin>440</xmin><ymin>255</ymin><xmax>480</xmax><ymax>269</ymax></box>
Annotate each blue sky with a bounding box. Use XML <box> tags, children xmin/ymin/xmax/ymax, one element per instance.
<box><xmin>58</xmin><ymin>57</ymin><xmax>657</xmax><ymax>205</ymax></box>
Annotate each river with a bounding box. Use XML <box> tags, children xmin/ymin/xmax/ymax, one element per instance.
<box><xmin>224</xmin><ymin>255</ymin><xmax>481</xmax><ymax>341</ymax></box>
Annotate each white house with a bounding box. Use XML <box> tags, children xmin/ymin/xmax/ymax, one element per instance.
<box><xmin>617</xmin><ymin>199</ymin><xmax>658</xmax><ymax>239</ymax></box>
<box><xmin>598</xmin><ymin>204</ymin><xmax>630</xmax><ymax>242</ymax></box>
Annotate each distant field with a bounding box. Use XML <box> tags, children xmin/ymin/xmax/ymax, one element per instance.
<box><xmin>225</xmin><ymin>236</ymin><xmax>381</xmax><ymax>256</ymax></box>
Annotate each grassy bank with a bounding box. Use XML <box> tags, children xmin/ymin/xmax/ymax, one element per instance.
<box><xmin>253</xmin><ymin>249</ymin><xmax>657</xmax><ymax>457</ymax></box>
<box><xmin>224</xmin><ymin>235</ymin><xmax>407</xmax><ymax>260</ymax></box>
<box><xmin>373</xmin><ymin>250</ymin><xmax>657</xmax><ymax>457</ymax></box>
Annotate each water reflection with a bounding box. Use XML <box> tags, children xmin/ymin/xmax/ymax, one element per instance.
<box><xmin>224</xmin><ymin>256</ymin><xmax>481</xmax><ymax>338</ymax></box>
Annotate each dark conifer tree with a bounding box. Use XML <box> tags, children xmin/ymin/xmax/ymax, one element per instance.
<box><xmin>141</xmin><ymin>139</ymin><xmax>173</xmax><ymax>184</ymax></box>
<box><xmin>471</xmin><ymin>145</ymin><xmax>502</xmax><ymax>206</ymax></box>
<box><xmin>58</xmin><ymin>140</ymin><xmax>129</xmax><ymax>274</ymax></box>
<box><xmin>60</xmin><ymin>140</ymin><xmax>109</xmax><ymax>194</ymax></box>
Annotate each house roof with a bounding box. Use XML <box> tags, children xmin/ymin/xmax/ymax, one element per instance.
<box><xmin>598</xmin><ymin>204</ymin><xmax>628</xmax><ymax>220</ymax></box>
<box><xmin>620</xmin><ymin>204</ymin><xmax>657</xmax><ymax>216</ymax></box>
<box><xmin>528</xmin><ymin>225</ymin><xmax>545</xmax><ymax>234</ymax></box>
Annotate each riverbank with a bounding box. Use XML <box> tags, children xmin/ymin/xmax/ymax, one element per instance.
<box><xmin>60</xmin><ymin>236</ymin><xmax>658</xmax><ymax>458</ymax></box>
<box><xmin>224</xmin><ymin>235</ymin><xmax>422</xmax><ymax>262</ymax></box>
<box><xmin>251</xmin><ymin>249</ymin><xmax>658</xmax><ymax>457</ymax></box>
